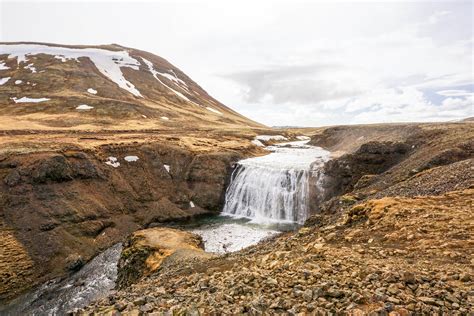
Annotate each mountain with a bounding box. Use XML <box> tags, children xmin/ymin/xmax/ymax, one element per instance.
<box><xmin>0</xmin><ymin>42</ymin><xmax>263</xmax><ymax>130</ymax></box>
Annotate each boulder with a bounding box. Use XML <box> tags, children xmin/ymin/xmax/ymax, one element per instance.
<box><xmin>116</xmin><ymin>227</ymin><xmax>212</xmax><ymax>289</ymax></box>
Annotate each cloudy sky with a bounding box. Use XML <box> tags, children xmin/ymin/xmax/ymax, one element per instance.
<box><xmin>1</xmin><ymin>0</ymin><xmax>473</xmax><ymax>126</ymax></box>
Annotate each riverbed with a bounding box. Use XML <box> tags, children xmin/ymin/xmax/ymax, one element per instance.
<box><xmin>0</xmin><ymin>215</ymin><xmax>293</xmax><ymax>315</ymax></box>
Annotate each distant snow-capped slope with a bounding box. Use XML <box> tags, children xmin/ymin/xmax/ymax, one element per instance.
<box><xmin>0</xmin><ymin>42</ymin><xmax>263</xmax><ymax>130</ymax></box>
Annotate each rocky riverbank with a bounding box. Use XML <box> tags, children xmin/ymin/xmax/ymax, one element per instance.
<box><xmin>0</xmin><ymin>130</ymin><xmax>267</xmax><ymax>304</ymax></box>
<box><xmin>80</xmin><ymin>189</ymin><xmax>473</xmax><ymax>315</ymax></box>
<box><xmin>78</xmin><ymin>121</ymin><xmax>473</xmax><ymax>315</ymax></box>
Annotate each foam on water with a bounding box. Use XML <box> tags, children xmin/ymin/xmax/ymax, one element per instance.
<box><xmin>189</xmin><ymin>220</ymin><xmax>280</xmax><ymax>253</ymax></box>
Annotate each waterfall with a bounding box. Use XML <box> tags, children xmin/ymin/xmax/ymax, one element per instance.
<box><xmin>222</xmin><ymin>140</ymin><xmax>330</xmax><ymax>224</ymax></box>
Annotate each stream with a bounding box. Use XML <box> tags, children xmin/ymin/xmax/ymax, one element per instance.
<box><xmin>0</xmin><ymin>139</ymin><xmax>329</xmax><ymax>315</ymax></box>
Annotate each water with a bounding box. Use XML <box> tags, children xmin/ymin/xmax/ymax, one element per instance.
<box><xmin>222</xmin><ymin>140</ymin><xmax>330</xmax><ymax>224</ymax></box>
<box><xmin>1</xmin><ymin>217</ymin><xmax>290</xmax><ymax>315</ymax></box>
<box><xmin>0</xmin><ymin>139</ymin><xmax>327</xmax><ymax>314</ymax></box>
<box><xmin>179</xmin><ymin>215</ymin><xmax>296</xmax><ymax>253</ymax></box>
<box><xmin>0</xmin><ymin>244</ymin><xmax>122</xmax><ymax>316</ymax></box>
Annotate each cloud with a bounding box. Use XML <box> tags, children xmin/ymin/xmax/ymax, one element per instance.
<box><xmin>347</xmin><ymin>87</ymin><xmax>472</xmax><ymax>124</ymax></box>
<box><xmin>437</xmin><ymin>89</ymin><xmax>474</xmax><ymax>97</ymax></box>
<box><xmin>216</xmin><ymin>5</ymin><xmax>473</xmax><ymax>126</ymax></box>
<box><xmin>221</xmin><ymin>63</ymin><xmax>365</xmax><ymax>104</ymax></box>
<box><xmin>2</xmin><ymin>1</ymin><xmax>472</xmax><ymax>126</ymax></box>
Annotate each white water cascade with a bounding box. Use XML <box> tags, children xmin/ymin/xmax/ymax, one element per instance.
<box><xmin>222</xmin><ymin>140</ymin><xmax>330</xmax><ymax>224</ymax></box>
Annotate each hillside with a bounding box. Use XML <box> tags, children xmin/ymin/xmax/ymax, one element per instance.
<box><xmin>0</xmin><ymin>42</ymin><xmax>263</xmax><ymax>130</ymax></box>
<box><xmin>1</xmin><ymin>42</ymin><xmax>473</xmax><ymax>315</ymax></box>
<box><xmin>0</xmin><ymin>42</ymin><xmax>275</xmax><ymax>305</ymax></box>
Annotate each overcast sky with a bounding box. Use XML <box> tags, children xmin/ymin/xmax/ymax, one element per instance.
<box><xmin>1</xmin><ymin>0</ymin><xmax>473</xmax><ymax>126</ymax></box>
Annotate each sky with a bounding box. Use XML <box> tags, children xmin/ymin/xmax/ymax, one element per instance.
<box><xmin>1</xmin><ymin>0</ymin><xmax>473</xmax><ymax>127</ymax></box>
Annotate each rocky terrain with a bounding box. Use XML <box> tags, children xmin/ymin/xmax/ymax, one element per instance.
<box><xmin>1</xmin><ymin>42</ymin><xmax>473</xmax><ymax>314</ymax></box>
<box><xmin>0</xmin><ymin>129</ymin><xmax>269</xmax><ymax>303</ymax></box>
<box><xmin>79</xmin><ymin>121</ymin><xmax>473</xmax><ymax>315</ymax></box>
<box><xmin>0</xmin><ymin>42</ymin><xmax>284</xmax><ymax>304</ymax></box>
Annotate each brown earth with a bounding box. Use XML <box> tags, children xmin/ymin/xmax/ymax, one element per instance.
<box><xmin>0</xmin><ymin>128</ymin><xmax>272</xmax><ymax>304</ymax></box>
<box><xmin>1</xmin><ymin>44</ymin><xmax>473</xmax><ymax>312</ymax></box>
<box><xmin>78</xmin><ymin>121</ymin><xmax>473</xmax><ymax>315</ymax></box>
<box><xmin>80</xmin><ymin>188</ymin><xmax>473</xmax><ymax>315</ymax></box>
<box><xmin>0</xmin><ymin>42</ymin><xmax>319</xmax><ymax>305</ymax></box>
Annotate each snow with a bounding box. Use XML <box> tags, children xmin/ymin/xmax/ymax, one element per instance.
<box><xmin>240</xmin><ymin>140</ymin><xmax>330</xmax><ymax>170</ymax></box>
<box><xmin>105</xmin><ymin>156</ymin><xmax>120</xmax><ymax>168</ymax></box>
<box><xmin>164</xmin><ymin>164</ymin><xmax>170</xmax><ymax>172</ymax></box>
<box><xmin>189</xmin><ymin>221</ymin><xmax>280</xmax><ymax>254</ymax></box>
<box><xmin>24</xmin><ymin>63</ymin><xmax>37</xmax><ymax>73</ymax></box>
<box><xmin>251</xmin><ymin>139</ymin><xmax>265</xmax><ymax>147</ymax></box>
<box><xmin>0</xmin><ymin>44</ymin><xmax>142</xmax><ymax>97</ymax></box>
<box><xmin>158</xmin><ymin>70</ymin><xmax>187</xmax><ymax>87</ymax></box>
<box><xmin>15</xmin><ymin>80</ymin><xmax>22</xmax><ymax>84</ymax></box>
<box><xmin>296</xmin><ymin>136</ymin><xmax>311</xmax><ymax>141</ymax></box>
<box><xmin>141</xmin><ymin>57</ymin><xmax>191</xmax><ymax>102</ymax></box>
<box><xmin>160</xmin><ymin>116</ymin><xmax>169</xmax><ymax>120</ymax></box>
<box><xmin>0</xmin><ymin>77</ymin><xmax>10</xmax><ymax>85</ymax></box>
<box><xmin>76</xmin><ymin>104</ymin><xmax>94</xmax><ymax>110</ymax></box>
<box><xmin>0</xmin><ymin>62</ymin><xmax>9</xmax><ymax>70</ymax></box>
<box><xmin>11</xmin><ymin>97</ymin><xmax>50</xmax><ymax>103</ymax></box>
<box><xmin>190</xmin><ymin>201</ymin><xmax>195</xmax><ymax>208</ymax></box>
<box><xmin>124</xmin><ymin>155</ymin><xmax>139</xmax><ymax>162</ymax></box>
<box><xmin>54</xmin><ymin>55</ymin><xmax>67</xmax><ymax>62</ymax></box>
<box><xmin>206</xmin><ymin>107</ymin><xmax>223</xmax><ymax>115</ymax></box>
<box><xmin>87</xmin><ymin>88</ymin><xmax>97</xmax><ymax>94</ymax></box>
<box><xmin>255</xmin><ymin>135</ymin><xmax>288</xmax><ymax>141</ymax></box>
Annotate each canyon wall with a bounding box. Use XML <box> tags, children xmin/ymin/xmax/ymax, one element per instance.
<box><xmin>0</xmin><ymin>141</ymin><xmax>245</xmax><ymax>302</ymax></box>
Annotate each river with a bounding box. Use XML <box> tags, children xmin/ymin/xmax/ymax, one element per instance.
<box><xmin>0</xmin><ymin>138</ymin><xmax>329</xmax><ymax>315</ymax></box>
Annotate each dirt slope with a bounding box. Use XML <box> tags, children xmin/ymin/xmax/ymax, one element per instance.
<box><xmin>79</xmin><ymin>121</ymin><xmax>473</xmax><ymax>315</ymax></box>
<box><xmin>0</xmin><ymin>131</ymin><xmax>264</xmax><ymax>304</ymax></box>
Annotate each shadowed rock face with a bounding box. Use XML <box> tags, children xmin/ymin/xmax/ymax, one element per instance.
<box><xmin>0</xmin><ymin>141</ymin><xmax>243</xmax><ymax>303</ymax></box>
<box><xmin>308</xmin><ymin>123</ymin><xmax>474</xmax><ymax>209</ymax></box>
<box><xmin>317</xmin><ymin>141</ymin><xmax>413</xmax><ymax>200</ymax></box>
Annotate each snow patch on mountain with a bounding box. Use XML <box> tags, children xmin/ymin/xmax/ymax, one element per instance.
<box><xmin>124</xmin><ymin>156</ymin><xmax>139</xmax><ymax>162</ymax></box>
<box><xmin>24</xmin><ymin>63</ymin><xmax>37</xmax><ymax>73</ymax></box>
<box><xmin>105</xmin><ymin>157</ymin><xmax>120</xmax><ymax>168</ymax></box>
<box><xmin>141</xmin><ymin>57</ymin><xmax>192</xmax><ymax>102</ymax></box>
<box><xmin>206</xmin><ymin>107</ymin><xmax>223</xmax><ymax>115</ymax></box>
<box><xmin>0</xmin><ymin>77</ymin><xmax>10</xmax><ymax>85</ymax></box>
<box><xmin>76</xmin><ymin>104</ymin><xmax>94</xmax><ymax>110</ymax></box>
<box><xmin>158</xmin><ymin>69</ymin><xmax>187</xmax><ymax>88</ymax></box>
<box><xmin>296</xmin><ymin>136</ymin><xmax>311</xmax><ymax>141</ymax></box>
<box><xmin>0</xmin><ymin>62</ymin><xmax>9</xmax><ymax>70</ymax></box>
<box><xmin>87</xmin><ymin>88</ymin><xmax>97</xmax><ymax>95</ymax></box>
<box><xmin>11</xmin><ymin>97</ymin><xmax>50</xmax><ymax>103</ymax></box>
<box><xmin>255</xmin><ymin>135</ymin><xmax>288</xmax><ymax>141</ymax></box>
<box><xmin>251</xmin><ymin>139</ymin><xmax>265</xmax><ymax>147</ymax></box>
<box><xmin>0</xmin><ymin>44</ymin><xmax>142</xmax><ymax>97</ymax></box>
